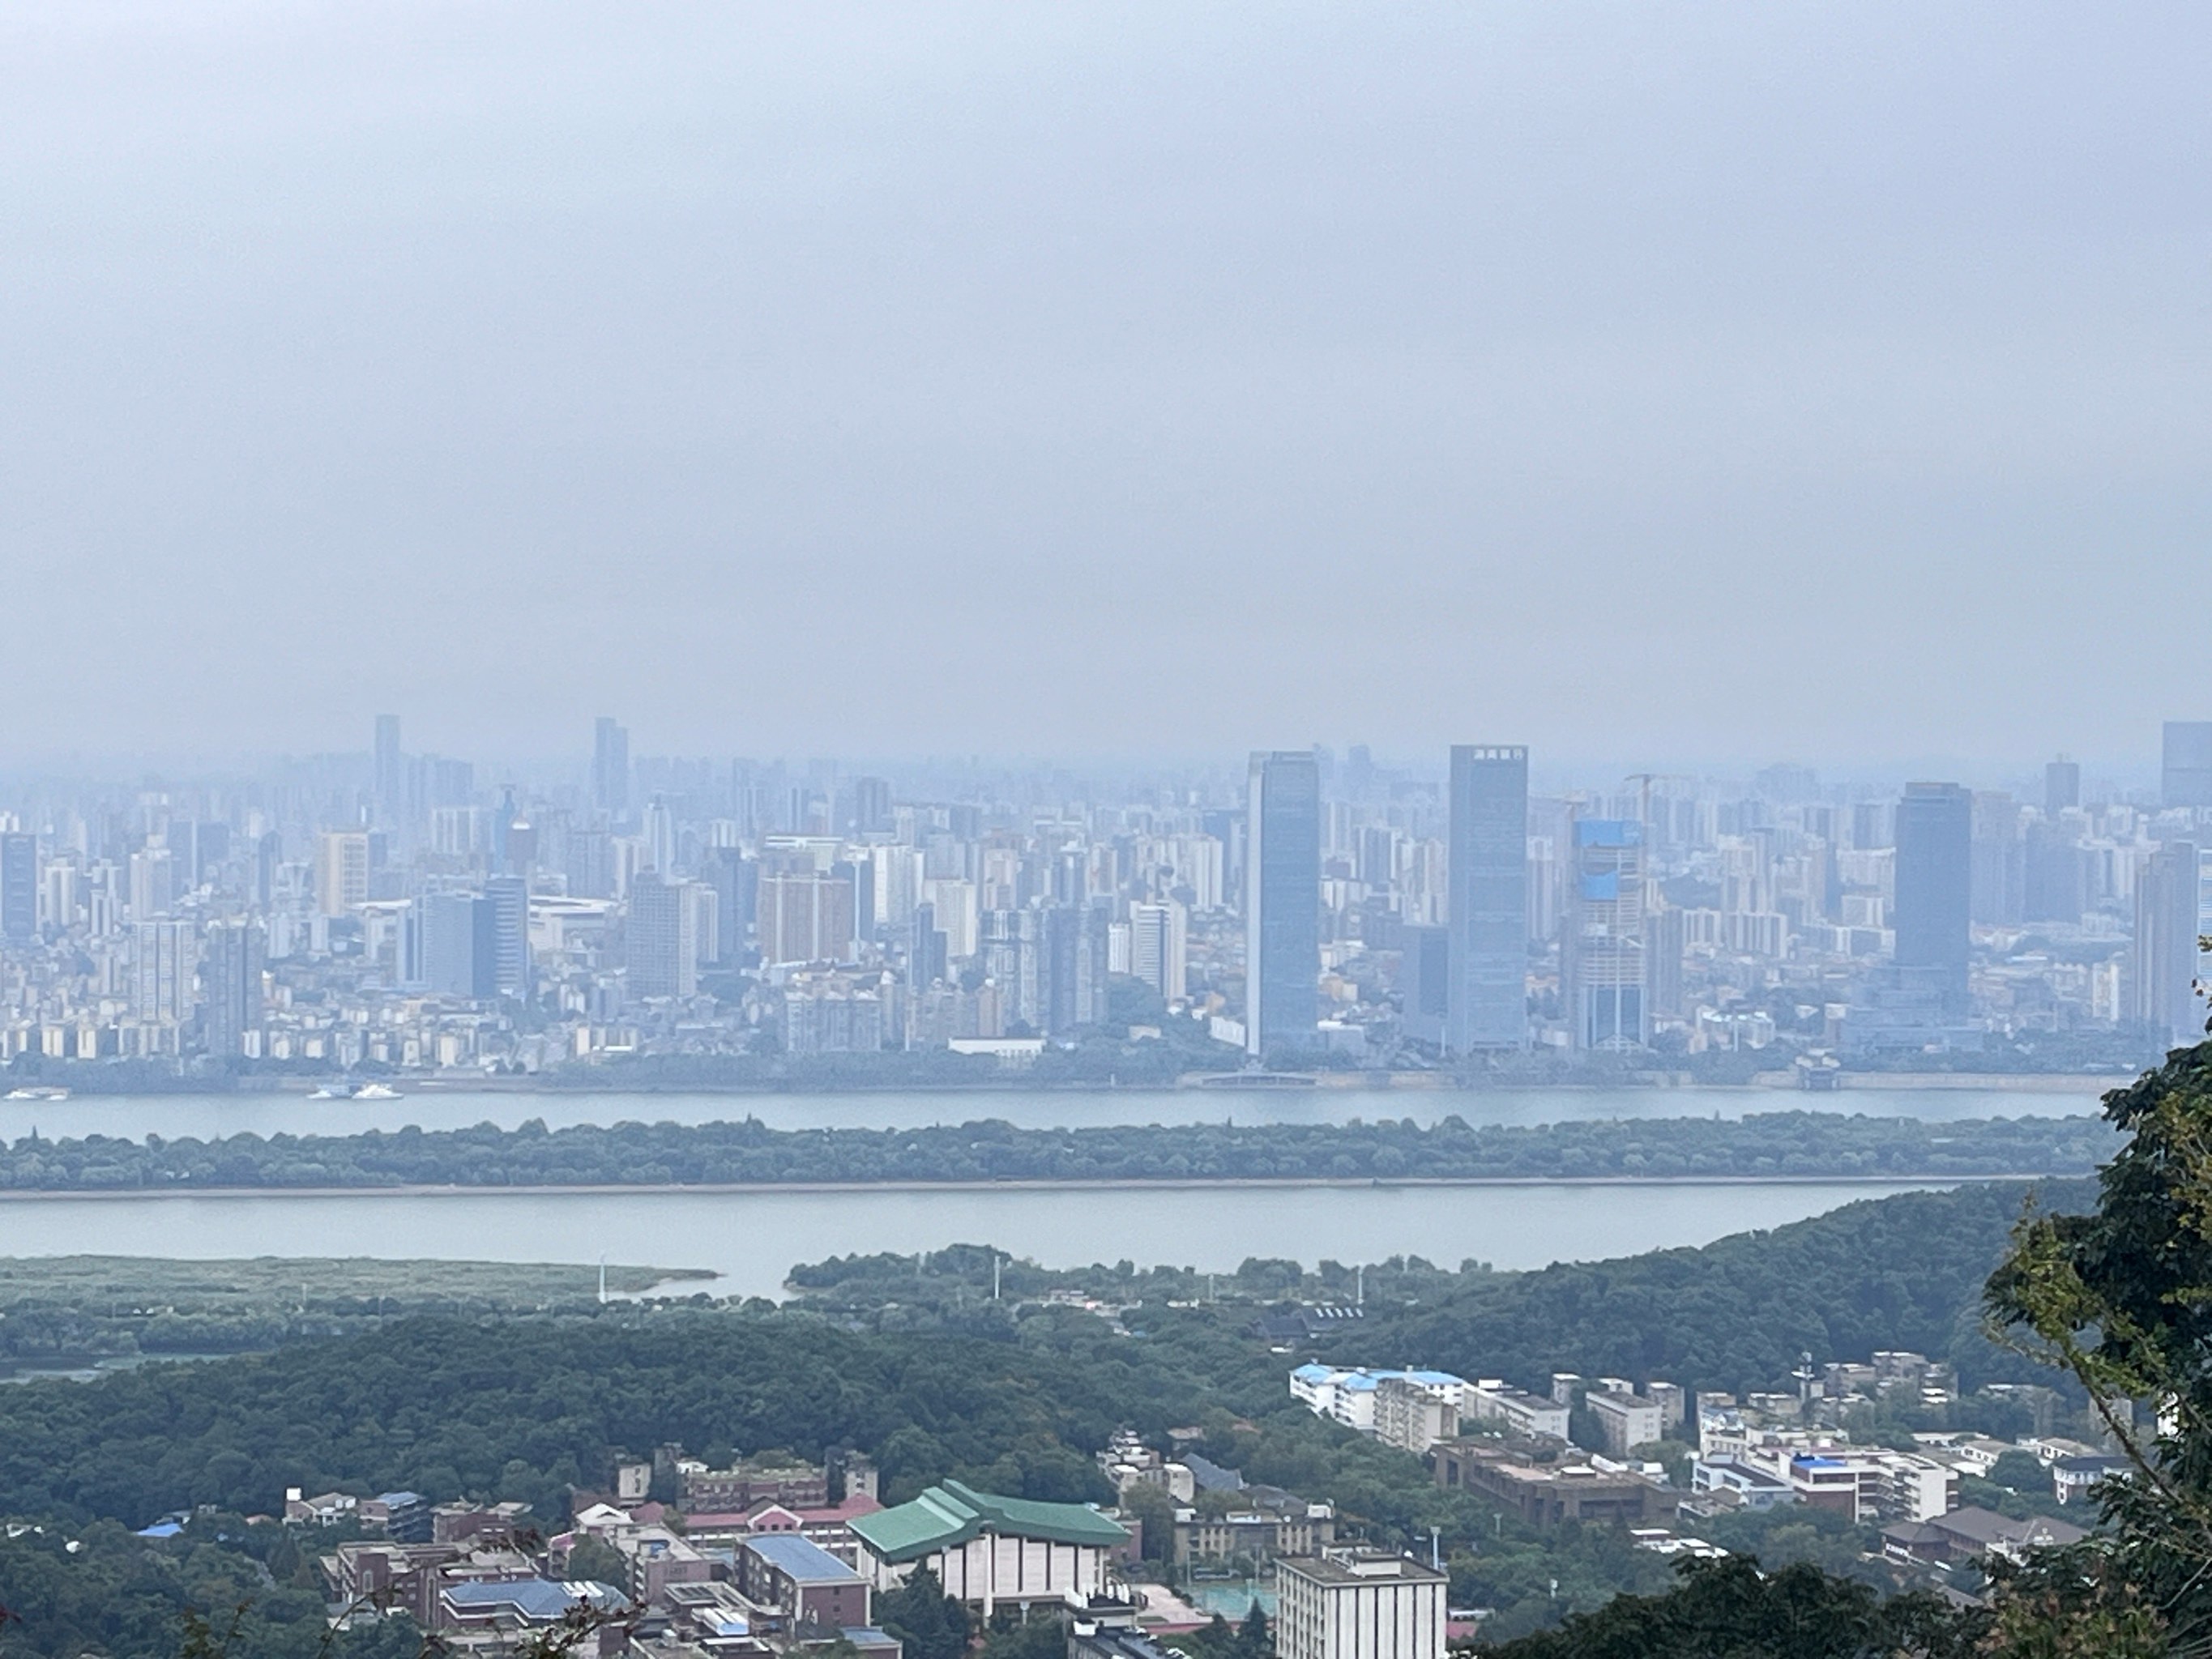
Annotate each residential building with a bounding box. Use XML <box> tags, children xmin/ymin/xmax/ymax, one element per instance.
<box><xmin>1373</xmin><ymin>1375</ymin><xmax>1463</xmax><ymax>1454</ymax></box>
<box><xmin>201</xmin><ymin>919</ymin><xmax>265</xmax><ymax>1057</ymax></box>
<box><xmin>1463</xmin><ymin>1380</ymin><xmax>1570</xmax><ymax>1443</ymax></box>
<box><xmin>1274</xmin><ymin>1550</ymin><xmax>1445</xmax><ymax>1659</ymax></box>
<box><xmin>1586</xmin><ymin>1389</ymin><xmax>1665</xmax><ymax>1459</ymax></box>
<box><xmin>317</xmin><ymin>831</ymin><xmax>370</xmax><ymax>917</ymax></box>
<box><xmin>1445</xmin><ymin>744</ymin><xmax>1527</xmax><ymax>1053</ymax></box>
<box><xmin>759</xmin><ymin>869</ymin><xmax>857</xmax><ymax>965</ymax></box>
<box><xmin>1246</xmin><ymin>750</ymin><xmax>1321</xmax><ymax>1058</ymax></box>
<box><xmin>628</xmin><ymin>873</ymin><xmax>700</xmax><ymax>999</ymax></box>
<box><xmin>593</xmin><ymin>717</ymin><xmax>630</xmax><ymax>819</ymax></box>
<box><xmin>2135</xmin><ymin>842</ymin><xmax>2206</xmax><ymax>1044</ymax></box>
<box><xmin>735</xmin><ymin>1533</ymin><xmax>872</xmax><ymax>1630</ymax></box>
<box><xmin>0</xmin><ymin>832</ymin><xmax>36</xmax><ymax>942</ymax></box>
<box><xmin>1128</xmin><ymin>900</ymin><xmax>1189</xmax><ymax>1004</ymax></box>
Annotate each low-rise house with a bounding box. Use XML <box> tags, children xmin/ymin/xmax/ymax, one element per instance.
<box><xmin>1881</xmin><ymin>1507</ymin><xmax>2088</xmax><ymax>1568</ymax></box>
<box><xmin>2052</xmin><ymin>1454</ymin><xmax>2130</xmax><ymax>1505</ymax></box>
<box><xmin>1172</xmin><ymin>1490</ymin><xmax>1334</xmax><ymax>1567</ymax></box>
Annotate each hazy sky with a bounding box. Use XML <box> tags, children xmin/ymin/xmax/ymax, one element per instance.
<box><xmin>4</xmin><ymin>2</ymin><xmax>2206</xmax><ymax>769</ymax></box>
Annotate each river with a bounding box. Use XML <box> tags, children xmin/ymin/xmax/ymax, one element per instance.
<box><xmin>0</xmin><ymin>1178</ymin><xmax>1966</xmax><ymax>1299</ymax></box>
<box><xmin>0</xmin><ymin>1081</ymin><xmax>2104</xmax><ymax>1144</ymax></box>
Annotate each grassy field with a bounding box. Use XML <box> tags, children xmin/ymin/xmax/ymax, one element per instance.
<box><xmin>0</xmin><ymin>1254</ymin><xmax>715</xmax><ymax>1315</ymax></box>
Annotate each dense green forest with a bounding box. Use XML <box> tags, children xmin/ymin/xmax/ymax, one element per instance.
<box><xmin>0</xmin><ymin>1109</ymin><xmax>2110</xmax><ymax>1191</ymax></box>
<box><xmin>0</xmin><ymin>1171</ymin><xmax>2113</xmax><ymax>1655</ymax></box>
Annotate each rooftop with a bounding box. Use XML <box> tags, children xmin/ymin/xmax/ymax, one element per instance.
<box><xmin>744</xmin><ymin>1533</ymin><xmax>867</xmax><ymax>1584</ymax></box>
<box><xmin>1279</xmin><ymin>1553</ymin><xmax>1445</xmax><ymax>1588</ymax></box>
<box><xmin>850</xmin><ymin>1480</ymin><xmax>1129</xmax><ymax>1564</ymax></box>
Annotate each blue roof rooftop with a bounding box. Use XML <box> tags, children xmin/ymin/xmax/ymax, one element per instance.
<box><xmin>443</xmin><ymin>1580</ymin><xmax>623</xmax><ymax>1621</ymax></box>
<box><xmin>745</xmin><ymin>1532</ymin><xmax>865</xmax><ymax>1583</ymax></box>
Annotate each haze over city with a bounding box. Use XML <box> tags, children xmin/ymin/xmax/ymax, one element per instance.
<box><xmin>5</xmin><ymin>6</ymin><xmax>2212</xmax><ymax>1656</ymax></box>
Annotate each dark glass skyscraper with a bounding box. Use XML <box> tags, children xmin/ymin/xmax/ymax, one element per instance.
<box><xmin>1245</xmin><ymin>749</ymin><xmax>1320</xmax><ymax>1059</ymax></box>
<box><xmin>1894</xmin><ymin>782</ymin><xmax>1972</xmax><ymax>1014</ymax></box>
<box><xmin>1445</xmin><ymin>745</ymin><xmax>1528</xmax><ymax>1053</ymax></box>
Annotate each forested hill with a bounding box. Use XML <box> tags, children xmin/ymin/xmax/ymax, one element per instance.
<box><xmin>0</xmin><ymin>1109</ymin><xmax>2114</xmax><ymax>1191</ymax></box>
<box><xmin>1349</xmin><ymin>1178</ymin><xmax>2095</xmax><ymax>1397</ymax></box>
<box><xmin>0</xmin><ymin>1180</ymin><xmax>2093</xmax><ymax>1533</ymax></box>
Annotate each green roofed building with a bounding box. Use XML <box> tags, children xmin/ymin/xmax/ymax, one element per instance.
<box><xmin>849</xmin><ymin>1479</ymin><xmax>1129</xmax><ymax>1615</ymax></box>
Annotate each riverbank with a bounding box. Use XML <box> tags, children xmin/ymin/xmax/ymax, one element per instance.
<box><xmin>0</xmin><ymin>1171</ymin><xmax>2050</xmax><ymax>1201</ymax></box>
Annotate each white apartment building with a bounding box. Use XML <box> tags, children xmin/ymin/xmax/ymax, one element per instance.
<box><xmin>1275</xmin><ymin>1552</ymin><xmax>1446</xmax><ymax>1659</ymax></box>
<box><xmin>1586</xmin><ymin>1390</ymin><xmax>1665</xmax><ymax>1458</ymax></box>
<box><xmin>1290</xmin><ymin>1367</ymin><xmax>1468</xmax><ymax>1439</ymax></box>
<box><xmin>1464</xmin><ymin>1380</ymin><xmax>1570</xmax><ymax>1443</ymax></box>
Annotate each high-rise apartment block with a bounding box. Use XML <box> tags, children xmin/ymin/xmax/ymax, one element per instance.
<box><xmin>1445</xmin><ymin>745</ymin><xmax>1527</xmax><ymax>1053</ymax></box>
<box><xmin>628</xmin><ymin>873</ymin><xmax>700</xmax><ymax>1000</ymax></box>
<box><xmin>316</xmin><ymin>832</ymin><xmax>370</xmax><ymax>918</ymax></box>
<box><xmin>0</xmin><ymin>832</ymin><xmax>36</xmax><ymax>943</ymax></box>
<box><xmin>2043</xmin><ymin>757</ymin><xmax>2080</xmax><ymax>817</ymax></box>
<box><xmin>1246</xmin><ymin>750</ymin><xmax>1321</xmax><ymax>1059</ymax></box>
<box><xmin>374</xmin><ymin>714</ymin><xmax>404</xmax><ymax>828</ymax></box>
<box><xmin>202</xmin><ymin>919</ymin><xmax>266</xmax><ymax>1057</ymax></box>
<box><xmin>1128</xmin><ymin>900</ymin><xmax>1188</xmax><ymax>1004</ymax></box>
<box><xmin>758</xmin><ymin>869</ymin><xmax>856</xmax><ymax>965</ymax></box>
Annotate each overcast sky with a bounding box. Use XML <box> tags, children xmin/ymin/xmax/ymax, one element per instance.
<box><xmin>3</xmin><ymin>2</ymin><xmax>2206</xmax><ymax>771</ymax></box>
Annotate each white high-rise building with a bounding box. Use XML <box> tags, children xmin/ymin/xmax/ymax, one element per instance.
<box><xmin>1275</xmin><ymin>1552</ymin><xmax>1445</xmax><ymax>1659</ymax></box>
<box><xmin>1128</xmin><ymin>901</ymin><xmax>1188</xmax><ymax>1004</ymax></box>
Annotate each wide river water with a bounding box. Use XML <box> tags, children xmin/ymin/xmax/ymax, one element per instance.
<box><xmin>0</xmin><ymin>1179</ymin><xmax>1970</xmax><ymax>1300</ymax></box>
<box><xmin>0</xmin><ymin>1083</ymin><xmax>2086</xmax><ymax>1297</ymax></box>
<box><xmin>0</xmin><ymin>1081</ymin><xmax>2106</xmax><ymax>1143</ymax></box>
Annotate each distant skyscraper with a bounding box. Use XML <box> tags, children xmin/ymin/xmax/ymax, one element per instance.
<box><xmin>1128</xmin><ymin>900</ymin><xmax>1189</xmax><ymax>1004</ymax></box>
<box><xmin>202</xmin><ymin>919</ymin><xmax>266</xmax><ymax>1057</ymax></box>
<box><xmin>1445</xmin><ymin>745</ymin><xmax>1529</xmax><ymax>1054</ymax></box>
<box><xmin>1398</xmin><ymin>924</ymin><xmax>1450</xmax><ymax>1048</ymax></box>
<box><xmin>482</xmin><ymin>875</ymin><xmax>530</xmax><ymax>998</ymax></box>
<box><xmin>593</xmin><ymin>716</ymin><xmax>631</xmax><ymax>819</ymax></box>
<box><xmin>374</xmin><ymin>714</ymin><xmax>404</xmax><ymax>828</ymax></box>
<box><xmin>2043</xmin><ymin>757</ymin><xmax>2080</xmax><ymax>817</ymax></box>
<box><xmin>1969</xmin><ymin>793</ymin><xmax>2023</xmax><ymax>928</ymax></box>
<box><xmin>0</xmin><ymin>832</ymin><xmax>36</xmax><ymax>942</ymax></box>
<box><xmin>851</xmin><ymin>777</ymin><xmax>894</xmax><ymax>836</ymax></box>
<box><xmin>1245</xmin><ymin>750</ymin><xmax>1321</xmax><ymax>1058</ymax></box>
<box><xmin>1894</xmin><ymin>782</ymin><xmax>1973</xmax><ymax>1015</ymax></box>
<box><xmin>2133</xmin><ymin>841</ymin><xmax>2206</xmax><ymax>1046</ymax></box>
<box><xmin>421</xmin><ymin>892</ymin><xmax>497</xmax><ymax>1000</ymax></box>
<box><xmin>129</xmin><ymin>845</ymin><xmax>176</xmax><ymax>919</ymax></box>
<box><xmin>132</xmin><ymin>919</ymin><xmax>198</xmax><ymax>1026</ymax></box>
<box><xmin>627</xmin><ymin>873</ymin><xmax>699</xmax><ymax>999</ymax></box>
<box><xmin>2165</xmin><ymin>723</ymin><xmax>2212</xmax><ymax>811</ymax></box>
<box><xmin>1564</xmin><ymin>817</ymin><xmax>1646</xmax><ymax>1050</ymax></box>
<box><xmin>757</xmin><ymin>869</ymin><xmax>856</xmax><ymax>964</ymax></box>
<box><xmin>315</xmin><ymin>832</ymin><xmax>369</xmax><ymax>917</ymax></box>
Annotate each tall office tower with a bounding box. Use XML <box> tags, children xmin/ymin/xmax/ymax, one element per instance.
<box><xmin>482</xmin><ymin>875</ymin><xmax>530</xmax><ymax>998</ymax></box>
<box><xmin>0</xmin><ymin>831</ymin><xmax>36</xmax><ymax>942</ymax></box>
<box><xmin>2133</xmin><ymin>842</ymin><xmax>2206</xmax><ymax>1046</ymax></box>
<box><xmin>374</xmin><ymin>714</ymin><xmax>404</xmax><ymax>828</ymax></box>
<box><xmin>1969</xmin><ymin>793</ymin><xmax>2024</xmax><ymax>927</ymax></box>
<box><xmin>851</xmin><ymin>776</ymin><xmax>894</xmax><ymax>836</ymax></box>
<box><xmin>315</xmin><ymin>832</ymin><xmax>369</xmax><ymax>916</ymax></box>
<box><xmin>2023</xmin><ymin>820</ymin><xmax>2086</xmax><ymax>923</ymax></box>
<box><xmin>131</xmin><ymin>919</ymin><xmax>198</xmax><ymax>1026</ymax></box>
<box><xmin>701</xmin><ymin>847</ymin><xmax>757</xmax><ymax>966</ymax></box>
<box><xmin>910</xmin><ymin>902</ymin><xmax>948</xmax><ymax>989</ymax></box>
<box><xmin>1564</xmin><ymin>817</ymin><xmax>1646</xmax><ymax>1050</ymax></box>
<box><xmin>2165</xmin><ymin>723</ymin><xmax>2212</xmax><ymax>810</ymax></box>
<box><xmin>1445</xmin><ymin>745</ymin><xmax>1529</xmax><ymax>1054</ymax></box>
<box><xmin>2044</xmin><ymin>757</ymin><xmax>2081</xmax><ymax>817</ymax></box>
<box><xmin>626</xmin><ymin>873</ymin><xmax>699</xmax><ymax>999</ymax></box>
<box><xmin>1398</xmin><ymin>924</ymin><xmax>1450</xmax><ymax>1047</ymax></box>
<box><xmin>1128</xmin><ymin>899</ymin><xmax>1189</xmax><ymax>1004</ymax></box>
<box><xmin>592</xmin><ymin>716</ymin><xmax>631</xmax><ymax>819</ymax></box>
<box><xmin>201</xmin><ymin>919</ymin><xmax>266</xmax><ymax>1057</ymax></box>
<box><xmin>566</xmin><ymin>828</ymin><xmax>617</xmax><ymax>899</ymax></box>
<box><xmin>129</xmin><ymin>845</ymin><xmax>176</xmax><ymax>919</ymax></box>
<box><xmin>757</xmin><ymin>869</ymin><xmax>857</xmax><ymax>964</ymax></box>
<box><xmin>1045</xmin><ymin>900</ymin><xmax>1111</xmax><ymax>1033</ymax></box>
<box><xmin>642</xmin><ymin>796</ymin><xmax>677</xmax><ymax>873</ymax></box>
<box><xmin>1245</xmin><ymin>750</ymin><xmax>1321</xmax><ymax>1058</ymax></box>
<box><xmin>421</xmin><ymin>891</ymin><xmax>498</xmax><ymax>999</ymax></box>
<box><xmin>1894</xmin><ymin>782</ymin><xmax>1974</xmax><ymax>1015</ymax></box>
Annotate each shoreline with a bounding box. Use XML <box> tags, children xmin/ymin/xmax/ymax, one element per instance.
<box><xmin>0</xmin><ymin>1172</ymin><xmax>2070</xmax><ymax>1201</ymax></box>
